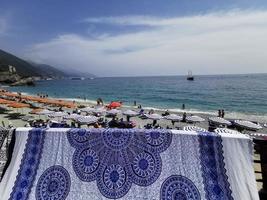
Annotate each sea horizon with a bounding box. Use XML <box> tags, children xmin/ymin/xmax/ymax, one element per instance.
<box><xmin>93</xmin><ymin>72</ymin><xmax>267</xmax><ymax>78</ymax></box>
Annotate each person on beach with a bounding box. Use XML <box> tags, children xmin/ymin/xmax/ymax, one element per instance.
<box><xmin>182</xmin><ymin>104</ymin><xmax>185</xmax><ymax>110</ymax></box>
<box><xmin>221</xmin><ymin>110</ymin><xmax>225</xmax><ymax>118</ymax></box>
<box><xmin>134</xmin><ymin>101</ymin><xmax>136</xmax><ymax>106</ymax></box>
<box><xmin>162</xmin><ymin>110</ymin><xmax>170</xmax><ymax>116</ymax></box>
<box><xmin>126</xmin><ymin>115</ymin><xmax>130</xmax><ymax>122</ymax></box>
<box><xmin>218</xmin><ymin>109</ymin><xmax>221</xmax><ymax>117</ymax></box>
<box><xmin>97</xmin><ymin>98</ymin><xmax>104</xmax><ymax>106</ymax></box>
<box><xmin>182</xmin><ymin>112</ymin><xmax>187</xmax><ymax>122</ymax></box>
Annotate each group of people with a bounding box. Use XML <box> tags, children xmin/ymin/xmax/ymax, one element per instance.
<box><xmin>218</xmin><ymin>109</ymin><xmax>225</xmax><ymax>118</ymax></box>
<box><xmin>37</xmin><ymin>93</ymin><xmax>49</xmax><ymax>98</ymax></box>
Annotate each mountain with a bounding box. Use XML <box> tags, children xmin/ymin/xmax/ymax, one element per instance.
<box><xmin>0</xmin><ymin>49</ymin><xmax>40</xmax><ymax>77</ymax></box>
<box><xmin>0</xmin><ymin>49</ymin><xmax>94</xmax><ymax>78</ymax></box>
<box><xmin>28</xmin><ymin>62</ymin><xmax>67</xmax><ymax>77</ymax></box>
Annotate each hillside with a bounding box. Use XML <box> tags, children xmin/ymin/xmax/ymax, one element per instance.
<box><xmin>0</xmin><ymin>49</ymin><xmax>40</xmax><ymax>77</ymax></box>
<box><xmin>29</xmin><ymin>62</ymin><xmax>67</xmax><ymax>77</ymax></box>
<box><xmin>0</xmin><ymin>49</ymin><xmax>67</xmax><ymax>78</ymax></box>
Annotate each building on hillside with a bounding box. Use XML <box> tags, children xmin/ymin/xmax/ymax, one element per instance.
<box><xmin>0</xmin><ymin>64</ymin><xmax>19</xmax><ymax>83</ymax></box>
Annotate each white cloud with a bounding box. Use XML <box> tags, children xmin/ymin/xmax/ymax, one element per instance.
<box><xmin>26</xmin><ymin>10</ymin><xmax>267</xmax><ymax>76</ymax></box>
<box><xmin>84</xmin><ymin>10</ymin><xmax>267</xmax><ymax>27</ymax></box>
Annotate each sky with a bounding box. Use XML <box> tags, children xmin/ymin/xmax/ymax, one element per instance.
<box><xmin>0</xmin><ymin>0</ymin><xmax>267</xmax><ymax>77</ymax></box>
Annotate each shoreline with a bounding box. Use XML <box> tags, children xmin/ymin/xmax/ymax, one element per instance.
<box><xmin>0</xmin><ymin>91</ymin><xmax>266</xmax><ymax>135</ymax></box>
<box><xmin>17</xmin><ymin>91</ymin><xmax>267</xmax><ymax>123</ymax></box>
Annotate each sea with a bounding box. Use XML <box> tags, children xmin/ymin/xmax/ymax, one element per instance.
<box><xmin>6</xmin><ymin>73</ymin><xmax>267</xmax><ymax>122</ymax></box>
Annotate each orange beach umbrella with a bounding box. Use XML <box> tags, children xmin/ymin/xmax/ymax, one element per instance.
<box><xmin>0</xmin><ymin>98</ymin><xmax>15</xmax><ymax>104</ymax></box>
<box><xmin>7</xmin><ymin>102</ymin><xmax>30</xmax><ymax>108</ymax></box>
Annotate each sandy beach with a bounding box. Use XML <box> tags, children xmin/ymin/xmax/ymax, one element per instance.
<box><xmin>1</xmin><ymin>93</ymin><xmax>266</xmax><ymax>134</ymax></box>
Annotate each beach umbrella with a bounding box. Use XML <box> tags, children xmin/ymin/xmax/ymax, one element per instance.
<box><xmin>123</xmin><ymin>110</ymin><xmax>139</xmax><ymax>117</ymax></box>
<box><xmin>107</xmin><ymin>109</ymin><xmax>122</xmax><ymax>116</ymax></box>
<box><xmin>76</xmin><ymin>116</ymin><xmax>98</xmax><ymax>124</ymax></box>
<box><xmin>93</xmin><ymin>107</ymin><xmax>106</xmax><ymax>114</ymax></box>
<box><xmin>63</xmin><ymin>113</ymin><xmax>81</xmax><ymax>120</ymax></box>
<box><xmin>183</xmin><ymin>126</ymin><xmax>207</xmax><ymax>132</ymax></box>
<box><xmin>186</xmin><ymin>115</ymin><xmax>205</xmax><ymax>123</ymax></box>
<box><xmin>108</xmin><ymin>101</ymin><xmax>122</xmax><ymax>109</ymax></box>
<box><xmin>123</xmin><ymin>110</ymin><xmax>139</xmax><ymax>122</ymax></box>
<box><xmin>0</xmin><ymin>98</ymin><xmax>15</xmax><ymax>104</ymax></box>
<box><xmin>209</xmin><ymin>117</ymin><xmax>231</xmax><ymax>126</ymax></box>
<box><xmin>145</xmin><ymin>113</ymin><xmax>163</xmax><ymax>126</ymax></box>
<box><xmin>164</xmin><ymin>114</ymin><xmax>182</xmax><ymax>122</ymax></box>
<box><xmin>80</xmin><ymin>107</ymin><xmax>95</xmax><ymax>113</ymax></box>
<box><xmin>145</xmin><ymin>113</ymin><xmax>163</xmax><ymax>120</ymax></box>
<box><xmin>29</xmin><ymin>108</ymin><xmax>43</xmax><ymax>114</ymax></box>
<box><xmin>48</xmin><ymin>111</ymin><xmax>68</xmax><ymax>118</ymax></box>
<box><xmin>7</xmin><ymin>102</ymin><xmax>30</xmax><ymax>114</ymax></box>
<box><xmin>1</xmin><ymin>92</ymin><xmax>19</xmax><ymax>97</ymax></box>
<box><xmin>36</xmin><ymin>109</ymin><xmax>55</xmax><ymax>115</ymax></box>
<box><xmin>7</xmin><ymin>102</ymin><xmax>30</xmax><ymax>108</ymax></box>
<box><xmin>234</xmin><ymin>120</ymin><xmax>262</xmax><ymax>131</ymax></box>
<box><xmin>214</xmin><ymin>128</ymin><xmax>241</xmax><ymax>134</ymax></box>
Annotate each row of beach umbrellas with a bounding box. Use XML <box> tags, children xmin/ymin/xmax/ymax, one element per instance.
<box><xmin>34</xmin><ymin>108</ymin><xmax>263</xmax><ymax>131</ymax></box>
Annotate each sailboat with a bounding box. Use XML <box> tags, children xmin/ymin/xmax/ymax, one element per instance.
<box><xmin>187</xmin><ymin>71</ymin><xmax>194</xmax><ymax>81</ymax></box>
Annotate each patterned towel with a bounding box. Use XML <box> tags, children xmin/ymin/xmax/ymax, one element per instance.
<box><xmin>0</xmin><ymin>128</ymin><xmax>259</xmax><ymax>200</ymax></box>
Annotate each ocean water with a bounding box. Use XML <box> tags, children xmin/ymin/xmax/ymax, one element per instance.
<box><xmin>7</xmin><ymin>74</ymin><xmax>267</xmax><ymax>121</ymax></box>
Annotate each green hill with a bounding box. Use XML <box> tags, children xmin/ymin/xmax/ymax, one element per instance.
<box><xmin>0</xmin><ymin>49</ymin><xmax>67</xmax><ymax>78</ymax></box>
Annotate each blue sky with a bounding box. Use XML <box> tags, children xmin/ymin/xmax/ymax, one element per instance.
<box><xmin>0</xmin><ymin>0</ymin><xmax>267</xmax><ymax>76</ymax></box>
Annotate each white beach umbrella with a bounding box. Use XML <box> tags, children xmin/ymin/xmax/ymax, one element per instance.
<box><xmin>93</xmin><ymin>107</ymin><xmax>106</xmax><ymax>114</ymax></box>
<box><xmin>36</xmin><ymin>109</ymin><xmax>54</xmax><ymax>115</ymax></box>
<box><xmin>164</xmin><ymin>114</ymin><xmax>182</xmax><ymax>122</ymax></box>
<box><xmin>76</xmin><ymin>116</ymin><xmax>98</xmax><ymax>124</ymax></box>
<box><xmin>186</xmin><ymin>115</ymin><xmax>205</xmax><ymax>123</ymax></box>
<box><xmin>107</xmin><ymin>109</ymin><xmax>122</xmax><ymax>116</ymax></box>
<box><xmin>209</xmin><ymin>117</ymin><xmax>231</xmax><ymax>126</ymax></box>
<box><xmin>214</xmin><ymin>128</ymin><xmax>241</xmax><ymax>134</ymax></box>
<box><xmin>183</xmin><ymin>126</ymin><xmax>207</xmax><ymax>132</ymax></box>
<box><xmin>123</xmin><ymin>110</ymin><xmax>139</xmax><ymax>117</ymax></box>
<box><xmin>234</xmin><ymin>120</ymin><xmax>262</xmax><ymax>131</ymax></box>
<box><xmin>48</xmin><ymin>111</ymin><xmax>68</xmax><ymax>118</ymax></box>
<box><xmin>80</xmin><ymin>107</ymin><xmax>95</xmax><ymax>113</ymax></box>
<box><xmin>145</xmin><ymin>113</ymin><xmax>163</xmax><ymax>120</ymax></box>
<box><xmin>63</xmin><ymin>113</ymin><xmax>81</xmax><ymax>120</ymax></box>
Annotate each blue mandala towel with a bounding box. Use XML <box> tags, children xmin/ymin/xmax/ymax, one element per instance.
<box><xmin>0</xmin><ymin>128</ymin><xmax>259</xmax><ymax>200</ymax></box>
